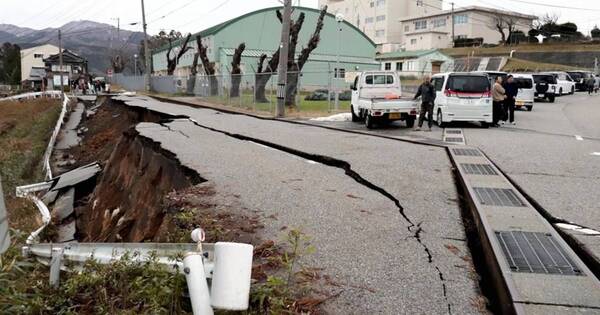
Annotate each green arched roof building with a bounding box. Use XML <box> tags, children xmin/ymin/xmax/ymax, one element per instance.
<box><xmin>151</xmin><ymin>6</ymin><xmax>378</xmax><ymax>84</ymax></box>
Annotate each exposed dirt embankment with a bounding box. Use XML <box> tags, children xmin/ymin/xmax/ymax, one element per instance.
<box><xmin>77</xmin><ymin>128</ymin><xmax>204</xmax><ymax>242</ymax></box>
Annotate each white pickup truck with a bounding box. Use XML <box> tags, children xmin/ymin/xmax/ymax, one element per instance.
<box><xmin>350</xmin><ymin>71</ymin><xmax>418</xmax><ymax>129</ymax></box>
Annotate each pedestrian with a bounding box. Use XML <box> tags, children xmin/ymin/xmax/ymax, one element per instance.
<box><xmin>587</xmin><ymin>76</ymin><xmax>595</xmax><ymax>95</ymax></box>
<box><xmin>594</xmin><ymin>75</ymin><xmax>600</xmax><ymax>94</ymax></box>
<box><xmin>503</xmin><ymin>75</ymin><xmax>518</xmax><ymax>125</ymax></box>
<box><xmin>413</xmin><ymin>75</ymin><xmax>436</xmax><ymax>132</ymax></box>
<box><xmin>492</xmin><ymin>76</ymin><xmax>506</xmax><ymax>127</ymax></box>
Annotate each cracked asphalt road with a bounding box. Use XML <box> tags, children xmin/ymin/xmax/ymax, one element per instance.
<box><xmin>115</xmin><ymin>96</ymin><xmax>485</xmax><ymax>314</ymax></box>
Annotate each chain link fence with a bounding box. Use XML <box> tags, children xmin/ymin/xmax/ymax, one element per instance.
<box><xmin>112</xmin><ymin>71</ymin><xmax>356</xmax><ymax>115</ymax></box>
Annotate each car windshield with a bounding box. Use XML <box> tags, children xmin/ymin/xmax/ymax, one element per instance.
<box><xmin>514</xmin><ymin>78</ymin><xmax>533</xmax><ymax>89</ymax></box>
<box><xmin>534</xmin><ymin>75</ymin><xmax>557</xmax><ymax>84</ymax></box>
<box><xmin>568</xmin><ymin>72</ymin><xmax>583</xmax><ymax>80</ymax></box>
<box><xmin>365</xmin><ymin>75</ymin><xmax>394</xmax><ymax>85</ymax></box>
<box><xmin>447</xmin><ymin>75</ymin><xmax>490</xmax><ymax>93</ymax></box>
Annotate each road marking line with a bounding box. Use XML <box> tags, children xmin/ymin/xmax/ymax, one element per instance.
<box><xmin>591</xmin><ymin>152</ymin><xmax>600</xmax><ymax>156</ymax></box>
<box><xmin>575</xmin><ymin>135</ymin><xmax>584</xmax><ymax>141</ymax></box>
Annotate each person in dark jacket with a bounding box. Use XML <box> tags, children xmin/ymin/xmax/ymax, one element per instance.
<box><xmin>413</xmin><ymin>75</ymin><xmax>436</xmax><ymax>131</ymax></box>
<box><xmin>502</xmin><ymin>75</ymin><xmax>518</xmax><ymax>125</ymax></box>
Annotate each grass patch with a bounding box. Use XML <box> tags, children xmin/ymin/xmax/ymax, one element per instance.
<box><xmin>0</xmin><ymin>98</ymin><xmax>61</xmax><ymax>232</ymax></box>
<box><xmin>441</xmin><ymin>42</ymin><xmax>600</xmax><ymax>57</ymax></box>
<box><xmin>502</xmin><ymin>58</ymin><xmax>578</xmax><ymax>72</ymax></box>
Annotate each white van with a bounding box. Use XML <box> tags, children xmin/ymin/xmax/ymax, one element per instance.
<box><xmin>510</xmin><ymin>74</ymin><xmax>535</xmax><ymax>111</ymax></box>
<box><xmin>430</xmin><ymin>73</ymin><xmax>493</xmax><ymax>127</ymax></box>
<box><xmin>547</xmin><ymin>72</ymin><xmax>576</xmax><ymax>95</ymax></box>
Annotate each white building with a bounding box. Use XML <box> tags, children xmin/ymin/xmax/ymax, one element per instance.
<box><xmin>375</xmin><ymin>49</ymin><xmax>453</xmax><ymax>77</ymax></box>
<box><xmin>401</xmin><ymin>6</ymin><xmax>537</xmax><ymax>51</ymax></box>
<box><xmin>319</xmin><ymin>0</ymin><xmax>443</xmax><ymax>51</ymax></box>
<box><xmin>20</xmin><ymin>44</ymin><xmax>59</xmax><ymax>87</ymax></box>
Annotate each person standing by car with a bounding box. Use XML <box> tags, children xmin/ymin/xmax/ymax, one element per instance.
<box><xmin>594</xmin><ymin>75</ymin><xmax>600</xmax><ymax>94</ymax></box>
<box><xmin>492</xmin><ymin>76</ymin><xmax>506</xmax><ymax>127</ymax></box>
<box><xmin>503</xmin><ymin>75</ymin><xmax>518</xmax><ymax>125</ymax></box>
<box><xmin>413</xmin><ymin>75</ymin><xmax>436</xmax><ymax>132</ymax></box>
<box><xmin>587</xmin><ymin>76</ymin><xmax>595</xmax><ymax>95</ymax></box>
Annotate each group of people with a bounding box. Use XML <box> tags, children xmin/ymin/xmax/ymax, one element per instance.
<box><xmin>586</xmin><ymin>75</ymin><xmax>600</xmax><ymax>95</ymax></box>
<box><xmin>492</xmin><ymin>75</ymin><xmax>518</xmax><ymax>127</ymax></box>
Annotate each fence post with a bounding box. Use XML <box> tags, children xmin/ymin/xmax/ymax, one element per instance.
<box><xmin>49</xmin><ymin>247</ymin><xmax>64</xmax><ymax>288</ymax></box>
<box><xmin>270</xmin><ymin>75</ymin><xmax>274</xmax><ymax>114</ymax></box>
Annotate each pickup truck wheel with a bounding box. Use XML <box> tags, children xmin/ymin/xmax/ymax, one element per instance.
<box><xmin>559</xmin><ymin>88</ymin><xmax>563</xmax><ymax>95</ymax></box>
<box><xmin>548</xmin><ymin>95</ymin><xmax>556</xmax><ymax>103</ymax></box>
<box><xmin>436</xmin><ymin>110</ymin><xmax>445</xmax><ymax>127</ymax></box>
<box><xmin>526</xmin><ymin>105</ymin><xmax>533</xmax><ymax>112</ymax></box>
<box><xmin>351</xmin><ymin>105</ymin><xmax>360</xmax><ymax>122</ymax></box>
<box><xmin>571</xmin><ymin>87</ymin><xmax>575</xmax><ymax>94</ymax></box>
<box><xmin>365</xmin><ymin>114</ymin><xmax>375</xmax><ymax>129</ymax></box>
<box><xmin>405</xmin><ymin>116</ymin><xmax>415</xmax><ymax>128</ymax></box>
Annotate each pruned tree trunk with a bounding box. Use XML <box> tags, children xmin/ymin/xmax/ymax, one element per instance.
<box><xmin>254</xmin><ymin>50</ymin><xmax>279</xmax><ymax>103</ymax></box>
<box><xmin>285</xmin><ymin>6</ymin><xmax>327</xmax><ymax>107</ymax></box>
<box><xmin>196</xmin><ymin>35</ymin><xmax>219</xmax><ymax>95</ymax></box>
<box><xmin>230</xmin><ymin>43</ymin><xmax>246</xmax><ymax>98</ymax></box>
<box><xmin>187</xmin><ymin>50</ymin><xmax>200</xmax><ymax>94</ymax></box>
<box><xmin>166</xmin><ymin>33</ymin><xmax>192</xmax><ymax>75</ymax></box>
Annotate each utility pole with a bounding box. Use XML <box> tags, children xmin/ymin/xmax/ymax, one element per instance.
<box><xmin>451</xmin><ymin>2</ymin><xmax>455</xmax><ymax>48</ymax></box>
<box><xmin>141</xmin><ymin>0</ymin><xmax>151</xmax><ymax>92</ymax></box>
<box><xmin>58</xmin><ymin>30</ymin><xmax>64</xmax><ymax>101</ymax></box>
<box><xmin>276</xmin><ymin>0</ymin><xmax>292</xmax><ymax>118</ymax></box>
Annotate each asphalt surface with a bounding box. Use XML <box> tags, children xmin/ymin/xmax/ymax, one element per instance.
<box><xmin>293</xmin><ymin>91</ymin><xmax>600</xmax><ymax>268</ymax></box>
<box><xmin>115</xmin><ymin>96</ymin><xmax>485</xmax><ymax>314</ymax></box>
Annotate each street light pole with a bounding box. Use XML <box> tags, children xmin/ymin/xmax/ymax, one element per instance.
<box><xmin>335</xmin><ymin>14</ymin><xmax>344</xmax><ymax>111</ymax></box>
<box><xmin>141</xmin><ymin>0</ymin><xmax>151</xmax><ymax>91</ymax></box>
<box><xmin>276</xmin><ymin>0</ymin><xmax>292</xmax><ymax>118</ymax></box>
<box><xmin>134</xmin><ymin>54</ymin><xmax>138</xmax><ymax>76</ymax></box>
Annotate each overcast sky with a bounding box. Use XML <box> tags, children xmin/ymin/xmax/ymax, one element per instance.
<box><xmin>0</xmin><ymin>0</ymin><xmax>599</xmax><ymax>35</ymax></box>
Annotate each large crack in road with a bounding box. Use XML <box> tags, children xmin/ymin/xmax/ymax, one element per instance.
<box><xmin>173</xmin><ymin>117</ymin><xmax>455</xmax><ymax>314</ymax></box>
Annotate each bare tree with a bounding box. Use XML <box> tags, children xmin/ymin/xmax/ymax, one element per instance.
<box><xmin>230</xmin><ymin>43</ymin><xmax>246</xmax><ymax>98</ymax></box>
<box><xmin>533</xmin><ymin>13</ymin><xmax>559</xmax><ymax>30</ymax></box>
<box><xmin>166</xmin><ymin>33</ymin><xmax>192</xmax><ymax>75</ymax></box>
<box><xmin>196</xmin><ymin>35</ymin><xmax>219</xmax><ymax>96</ymax></box>
<box><xmin>285</xmin><ymin>7</ymin><xmax>326</xmax><ymax>107</ymax></box>
<box><xmin>254</xmin><ymin>6</ymin><xmax>328</xmax><ymax>105</ymax></box>
<box><xmin>489</xmin><ymin>14</ymin><xmax>518</xmax><ymax>45</ymax></box>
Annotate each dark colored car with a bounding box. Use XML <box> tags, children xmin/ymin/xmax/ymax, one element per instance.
<box><xmin>304</xmin><ymin>89</ymin><xmax>329</xmax><ymax>101</ymax></box>
<box><xmin>567</xmin><ymin>71</ymin><xmax>592</xmax><ymax>91</ymax></box>
<box><xmin>532</xmin><ymin>74</ymin><xmax>557</xmax><ymax>103</ymax></box>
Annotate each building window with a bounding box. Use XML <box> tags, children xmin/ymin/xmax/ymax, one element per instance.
<box><xmin>455</xmin><ymin>35</ymin><xmax>467</xmax><ymax>39</ymax></box>
<box><xmin>365</xmin><ymin>17</ymin><xmax>374</xmax><ymax>24</ymax></box>
<box><xmin>414</xmin><ymin>20</ymin><xmax>427</xmax><ymax>30</ymax></box>
<box><xmin>396</xmin><ymin>62</ymin><xmax>403</xmax><ymax>71</ymax></box>
<box><xmin>376</xmin><ymin>15</ymin><xmax>386</xmax><ymax>22</ymax></box>
<box><xmin>411</xmin><ymin>38</ymin><xmax>417</xmax><ymax>44</ymax></box>
<box><xmin>376</xmin><ymin>0</ymin><xmax>385</xmax><ymax>6</ymax></box>
<box><xmin>404</xmin><ymin>25</ymin><xmax>409</xmax><ymax>32</ymax></box>
<box><xmin>334</xmin><ymin>68</ymin><xmax>346</xmax><ymax>79</ymax></box>
<box><xmin>384</xmin><ymin>62</ymin><xmax>392</xmax><ymax>70</ymax></box>
<box><xmin>370</xmin><ymin>1</ymin><xmax>374</xmax><ymax>8</ymax></box>
<box><xmin>453</xmin><ymin>14</ymin><xmax>468</xmax><ymax>24</ymax></box>
<box><xmin>34</xmin><ymin>53</ymin><xmax>43</xmax><ymax>58</ymax></box>
<box><xmin>375</xmin><ymin>29</ymin><xmax>385</xmax><ymax>37</ymax></box>
<box><xmin>433</xmin><ymin>18</ymin><xmax>446</xmax><ymax>28</ymax></box>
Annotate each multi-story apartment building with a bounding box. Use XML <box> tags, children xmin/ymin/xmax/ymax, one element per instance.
<box><xmin>319</xmin><ymin>0</ymin><xmax>443</xmax><ymax>51</ymax></box>
<box><xmin>400</xmin><ymin>6</ymin><xmax>536</xmax><ymax>51</ymax></box>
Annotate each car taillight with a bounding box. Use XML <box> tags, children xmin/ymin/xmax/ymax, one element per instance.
<box><xmin>482</xmin><ymin>90</ymin><xmax>491</xmax><ymax>97</ymax></box>
<box><xmin>444</xmin><ymin>89</ymin><xmax>453</xmax><ymax>97</ymax></box>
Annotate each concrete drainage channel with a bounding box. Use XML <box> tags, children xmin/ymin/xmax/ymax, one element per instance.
<box><xmin>119</xmin><ymin>96</ymin><xmax>600</xmax><ymax>313</ymax></box>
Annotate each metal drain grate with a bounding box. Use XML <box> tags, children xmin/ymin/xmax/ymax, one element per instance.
<box><xmin>473</xmin><ymin>187</ymin><xmax>526</xmax><ymax>207</ymax></box>
<box><xmin>461</xmin><ymin>163</ymin><xmax>498</xmax><ymax>175</ymax></box>
<box><xmin>445</xmin><ymin>130</ymin><xmax>462</xmax><ymax>134</ymax></box>
<box><xmin>452</xmin><ymin>148</ymin><xmax>481</xmax><ymax>156</ymax></box>
<box><xmin>496</xmin><ymin>231</ymin><xmax>583</xmax><ymax>276</ymax></box>
<box><xmin>445</xmin><ymin>137</ymin><xmax>464</xmax><ymax>143</ymax></box>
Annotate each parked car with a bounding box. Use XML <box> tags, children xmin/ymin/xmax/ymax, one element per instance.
<box><xmin>532</xmin><ymin>74</ymin><xmax>557</xmax><ymax>103</ymax></box>
<box><xmin>567</xmin><ymin>71</ymin><xmax>593</xmax><ymax>91</ymax></box>
<box><xmin>545</xmin><ymin>72</ymin><xmax>576</xmax><ymax>95</ymax></box>
<box><xmin>331</xmin><ymin>90</ymin><xmax>352</xmax><ymax>101</ymax></box>
<box><xmin>510</xmin><ymin>74</ymin><xmax>535</xmax><ymax>111</ymax></box>
<box><xmin>350</xmin><ymin>71</ymin><xmax>418</xmax><ymax>129</ymax></box>
<box><xmin>431</xmin><ymin>72</ymin><xmax>493</xmax><ymax>127</ymax></box>
<box><xmin>305</xmin><ymin>89</ymin><xmax>329</xmax><ymax>101</ymax></box>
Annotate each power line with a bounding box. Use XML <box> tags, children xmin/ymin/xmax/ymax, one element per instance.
<box><xmin>504</xmin><ymin>0</ymin><xmax>600</xmax><ymax>12</ymax></box>
<box><xmin>148</xmin><ymin>0</ymin><xmax>201</xmax><ymax>24</ymax></box>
